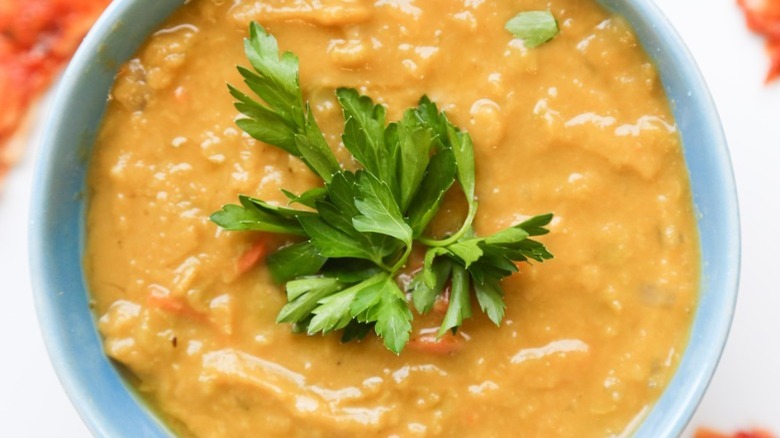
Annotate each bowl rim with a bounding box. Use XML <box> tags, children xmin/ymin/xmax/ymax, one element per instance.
<box><xmin>29</xmin><ymin>0</ymin><xmax>741</xmax><ymax>436</ymax></box>
<box><xmin>602</xmin><ymin>0</ymin><xmax>740</xmax><ymax>435</ymax></box>
<box><xmin>29</xmin><ymin>0</ymin><xmax>187</xmax><ymax>436</ymax></box>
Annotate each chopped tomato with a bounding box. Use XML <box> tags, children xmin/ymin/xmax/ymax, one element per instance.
<box><xmin>0</xmin><ymin>0</ymin><xmax>111</xmax><ymax>180</ymax></box>
<box><xmin>767</xmin><ymin>38</ymin><xmax>780</xmax><ymax>81</ymax></box>
<box><xmin>696</xmin><ymin>427</ymin><xmax>777</xmax><ymax>438</ymax></box>
<box><xmin>739</xmin><ymin>0</ymin><xmax>780</xmax><ymax>37</ymax></box>
<box><xmin>738</xmin><ymin>0</ymin><xmax>780</xmax><ymax>82</ymax></box>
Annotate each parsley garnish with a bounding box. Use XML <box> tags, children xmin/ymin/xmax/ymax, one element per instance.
<box><xmin>211</xmin><ymin>22</ymin><xmax>554</xmax><ymax>354</ymax></box>
<box><xmin>505</xmin><ymin>11</ymin><xmax>560</xmax><ymax>48</ymax></box>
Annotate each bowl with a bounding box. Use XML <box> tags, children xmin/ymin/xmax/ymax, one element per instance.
<box><xmin>29</xmin><ymin>0</ymin><xmax>740</xmax><ymax>436</ymax></box>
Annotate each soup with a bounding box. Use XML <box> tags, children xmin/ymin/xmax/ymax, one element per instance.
<box><xmin>85</xmin><ymin>0</ymin><xmax>700</xmax><ymax>436</ymax></box>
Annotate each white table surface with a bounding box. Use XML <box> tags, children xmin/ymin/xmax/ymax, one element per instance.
<box><xmin>1</xmin><ymin>0</ymin><xmax>778</xmax><ymax>436</ymax></box>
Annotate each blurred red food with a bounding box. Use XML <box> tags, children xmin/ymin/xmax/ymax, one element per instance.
<box><xmin>696</xmin><ymin>427</ymin><xmax>777</xmax><ymax>438</ymax></box>
<box><xmin>0</xmin><ymin>0</ymin><xmax>110</xmax><ymax>183</ymax></box>
<box><xmin>738</xmin><ymin>0</ymin><xmax>780</xmax><ymax>82</ymax></box>
<box><xmin>767</xmin><ymin>38</ymin><xmax>780</xmax><ymax>80</ymax></box>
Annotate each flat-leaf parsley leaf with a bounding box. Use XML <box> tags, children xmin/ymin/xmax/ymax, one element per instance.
<box><xmin>211</xmin><ymin>22</ymin><xmax>554</xmax><ymax>354</ymax></box>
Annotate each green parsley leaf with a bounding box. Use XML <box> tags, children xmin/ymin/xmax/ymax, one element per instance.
<box><xmin>352</xmin><ymin>172</ymin><xmax>413</xmax><ymax>244</ymax></box>
<box><xmin>413</xmin><ymin>106</ymin><xmax>478</xmax><ymax>246</ymax></box>
<box><xmin>396</xmin><ymin>109</ymin><xmax>433</xmax><ymax>212</ymax></box>
<box><xmin>484</xmin><ymin>227</ymin><xmax>530</xmax><ymax>245</ymax></box>
<box><xmin>232</xmin><ymin>23</ymin><xmax>339</xmax><ymax>179</ymax></box>
<box><xmin>350</xmin><ymin>275</ymin><xmax>387</xmax><ymax>321</ymax></box>
<box><xmin>315</xmin><ymin>200</ymin><xmax>400</xmax><ymax>261</ymax></box>
<box><xmin>266</xmin><ymin>241</ymin><xmax>327</xmax><ymax>284</ymax></box>
<box><xmin>474</xmin><ymin>278</ymin><xmax>506</xmax><ymax>326</ymax></box>
<box><xmin>242</xmin><ymin>22</ymin><xmax>302</xmax><ymax>120</ymax></box>
<box><xmin>210</xmin><ymin>195</ymin><xmax>309</xmax><ymax>235</ymax></box>
<box><xmin>438</xmin><ymin>263</ymin><xmax>472</xmax><ymax>337</ymax></box>
<box><xmin>406</xmin><ymin>148</ymin><xmax>457</xmax><ymax>237</ymax></box>
<box><xmin>422</xmin><ymin>247</ymin><xmax>451</xmax><ymax>288</ymax></box>
<box><xmin>308</xmin><ymin>273</ymin><xmax>386</xmax><ymax>334</ymax></box>
<box><xmin>415</xmin><ymin>96</ymin><xmax>448</xmax><ymax>142</ymax></box>
<box><xmin>518</xmin><ymin>212</ymin><xmax>554</xmax><ymax>236</ymax></box>
<box><xmin>212</xmin><ymin>22</ymin><xmax>555</xmax><ymax>354</ymax></box>
<box><xmin>240</xmin><ymin>195</ymin><xmax>316</xmax><ymax>219</ymax></box>
<box><xmin>337</xmin><ymin>88</ymin><xmax>398</xmax><ymax>198</ymax></box>
<box><xmin>411</xmin><ymin>258</ymin><xmax>452</xmax><ymax>314</ymax></box>
<box><xmin>293</xmin><ymin>109</ymin><xmax>341</xmax><ymax>183</ymax></box>
<box><xmin>306</xmin><ymin>290</ymin><xmax>359</xmax><ymax>334</ymax></box>
<box><xmin>341</xmin><ymin>320</ymin><xmax>374</xmax><ymax>343</ymax></box>
<box><xmin>324</xmin><ymin>171</ymin><xmax>361</xmax><ymax>218</ymax></box>
<box><xmin>282</xmin><ymin>187</ymin><xmax>328</xmax><ymax>209</ymax></box>
<box><xmin>446</xmin><ymin>123</ymin><xmax>476</xmax><ymax>203</ymax></box>
<box><xmin>324</xmin><ymin>259</ymin><xmax>383</xmax><ymax>283</ymax></box>
<box><xmin>230</xmin><ymin>84</ymin><xmax>297</xmax><ymax>153</ymax></box>
<box><xmin>373</xmin><ymin>281</ymin><xmax>413</xmax><ymax>354</ymax></box>
<box><xmin>299</xmin><ymin>215</ymin><xmax>386</xmax><ymax>264</ymax></box>
<box><xmin>505</xmin><ymin>11</ymin><xmax>560</xmax><ymax>48</ymax></box>
<box><xmin>346</xmin><ymin>273</ymin><xmax>414</xmax><ymax>353</ymax></box>
<box><xmin>414</xmin><ymin>213</ymin><xmax>553</xmax><ymax>333</ymax></box>
<box><xmin>445</xmin><ymin>239</ymin><xmax>483</xmax><ymax>268</ymax></box>
<box><xmin>277</xmin><ymin>276</ymin><xmax>342</xmax><ymax>324</ymax></box>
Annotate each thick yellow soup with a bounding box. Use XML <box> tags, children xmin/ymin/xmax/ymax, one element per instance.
<box><xmin>85</xmin><ymin>0</ymin><xmax>700</xmax><ymax>436</ymax></box>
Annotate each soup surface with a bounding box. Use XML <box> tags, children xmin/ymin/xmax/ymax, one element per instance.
<box><xmin>85</xmin><ymin>0</ymin><xmax>700</xmax><ymax>436</ymax></box>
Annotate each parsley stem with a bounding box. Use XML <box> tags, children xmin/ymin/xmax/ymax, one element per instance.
<box><xmin>417</xmin><ymin>201</ymin><xmax>478</xmax><ymax>247</ymax></box>
<box><xmin>389</xmin><ymin>243</ymin><xmax>414</xmax><ymax>274</ymax></box>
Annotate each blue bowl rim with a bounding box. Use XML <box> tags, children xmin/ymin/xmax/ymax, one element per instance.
<box><xmin>29</xmin><ymin>0</ymin><xmax>741</xmax><ymax>436</ymax></box>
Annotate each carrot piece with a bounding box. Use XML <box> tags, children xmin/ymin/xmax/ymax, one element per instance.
<box><xmin>464</xmin><ymin>411</ymin><xmax>480</xmax><ymax>426</ymax></box>
<box><xmin>407</xmin><ymin>332</ymin><xmax>464</xmax><ymax>355</ymax></box>
<box><xmin>236</xmin><ymin>240</ymin><xmax>268</xmax><ymax>276</ymax></box>
<box><xmin>147</xmin><ymin>292</ymin><xmax>206</xmax><ymax>322</ymax></box>
<box><xmin>147</xmin><ymin>294</ymin><xmax>184</xmax><ymax>313</ymax></box>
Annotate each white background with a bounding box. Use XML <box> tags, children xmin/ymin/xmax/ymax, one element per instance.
<box><xmin>1</xmin><ymin>0</ymin><xmax>778</xmax><ymax>435</ymax></box>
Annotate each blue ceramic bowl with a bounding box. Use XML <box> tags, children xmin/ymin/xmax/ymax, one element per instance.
<box><xmin>29</xmin><ymin>0</ymin><xmax>740</xmax><ymax>436</ymax></box>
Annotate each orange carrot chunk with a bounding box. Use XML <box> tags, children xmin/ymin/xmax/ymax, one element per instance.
<box><xmin>236</xmin><ymin>240</ymin><xmax>268</xmax><ymax>276</ymax></box>
<box><xmin>407</xmin><ymin>332</ymin><xmax>464</xmax><ymax>355</ymax></box>
<box><xmin>147</xmin><ymin>293</ymin><xmax>206</xmax><ymax>322</ymax></box>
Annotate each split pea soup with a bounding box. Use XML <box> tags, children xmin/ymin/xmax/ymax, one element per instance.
<box><xmin>84</xmin><ymin>0</ymin><xmax>700</xmax><ymax>436</ymax></box>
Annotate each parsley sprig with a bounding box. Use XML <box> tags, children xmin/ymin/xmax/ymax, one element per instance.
<box><xmin>211</xmin><ymin>22</ymin><xmax>553</xmax><ymax>354</ymax></box>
